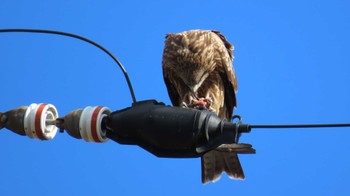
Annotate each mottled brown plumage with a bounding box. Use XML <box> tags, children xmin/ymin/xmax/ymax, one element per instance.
<box><xmin>162</xmin><ymin>30</ymin><xmax>244</xmax><ymax>183</ymax></box>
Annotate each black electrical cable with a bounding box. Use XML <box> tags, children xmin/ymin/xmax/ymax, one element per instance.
<box><xmin>230</xmin><ymin>115</ymin><xmax>350</xmax><ymax>133</ymax></box>
<box><xmin>250</xmin><ymin>123</ymin><xmax>350</xmax><ymax>129</ymax></box>
<box><xmin>0</xmin><ymin>28</ymin><xmax>137</xmax><ymax>103</ymax></box>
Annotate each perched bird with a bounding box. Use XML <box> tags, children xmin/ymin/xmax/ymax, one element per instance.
<box><xmin>162</xmin><ymin>29</ymin><xmax>244</xmax><ymax>183</ymax></box>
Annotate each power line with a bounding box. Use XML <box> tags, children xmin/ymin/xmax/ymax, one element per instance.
<box><xmin>230</xmin><ymin>115</ymin><xmax>350</xmax><ymax>132</ymax></box>
<box><xmin>0</xmin><ymin>28</ymin><xmax>137</xmax><ymax>103</ymax></box>
<box><xmin>249</xmin><ymin>123</ymin><xmax>350</xmax><ymax>129</ymax></box>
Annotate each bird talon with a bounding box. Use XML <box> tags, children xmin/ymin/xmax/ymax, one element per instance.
<box><xmin>208</xmin><ymin>106</ymin><xmax>216</xmax><ymax>113</ymax></box>
<box><xmin>181</xmin><ymin>102</ymin><xmax>188</xmax><ymax>108</ymax></box>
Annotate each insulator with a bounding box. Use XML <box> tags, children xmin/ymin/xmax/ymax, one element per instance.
<box><xmin>79</xmin><ymin>106</ymin><xmax>111</xmax><ymax>143</ymax></box>
<box><xmin>23</xmin><ymin>103</ymin><xmax>58</xmax><ymax>140</ymax></box>
<box><xmin>0</xmin><ymin>103</ymin><xmax>58</xmax><ymax>140</ymax></box>
<box><xmin>59</xmin><ymin>106</ymin><xmax>111</xmax><ymax>143</ymax></box>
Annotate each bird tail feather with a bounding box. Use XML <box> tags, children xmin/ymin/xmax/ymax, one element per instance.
<box><xmin>201</xmin><ymin>150</ymin><xmax>244</xmax><ymax>184</ymax></box>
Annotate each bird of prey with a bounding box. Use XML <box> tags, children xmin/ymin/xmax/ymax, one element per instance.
<box><xmin>162</xmin><ymin>29</ymin><xmax>244</xmax><ymax>183</ymax></box>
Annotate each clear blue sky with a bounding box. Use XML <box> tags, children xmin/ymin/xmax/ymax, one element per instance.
<box><xmin>1</xmin><ymin>0</ymin><xmax>350</xmax><ymax>195</ymax></box>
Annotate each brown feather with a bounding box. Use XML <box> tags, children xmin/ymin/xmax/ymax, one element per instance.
<box><xmin>162</xmin><ymin>30</ymin><xmax>244</xmax><ymax>183</ymax></box>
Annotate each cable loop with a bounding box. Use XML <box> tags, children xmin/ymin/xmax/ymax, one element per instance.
<box><xmin>232</xmin><ymin>115</ymin><xmax>242</xmax><ymax>143</ymax></box>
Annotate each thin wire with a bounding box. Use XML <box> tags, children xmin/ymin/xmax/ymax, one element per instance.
<box><xmin>232</xmin><ymin>114</ymin><xmax>350</xmax><ymax>130</ymax></box>
<box><xmin>250</xmin><ymin>123</ymin><xmax>350</xmax><ymax>129</ymax></box>
<box><xmin>0</xmin><ymin>28</ymin><xmax>137</xmax><ymax>103</ymax></box>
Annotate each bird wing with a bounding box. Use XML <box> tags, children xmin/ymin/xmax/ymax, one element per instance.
<box><xmin>211</xmin><ymin>30</ymin><xmax>238</xmax><ymax>120</ymax></box>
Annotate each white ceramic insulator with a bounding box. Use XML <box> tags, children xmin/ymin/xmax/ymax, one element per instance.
<box><xmin>79</xmin><ymin>106</ymin><xmax>111</xmax><ymax>143</ymax></box>
<box><xmin>23</xmin><ymin>103</ymin><xmax>58</xmax><ymax>140</ymax></box>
